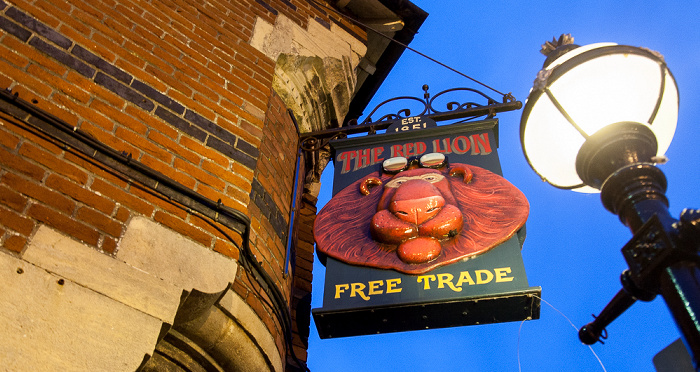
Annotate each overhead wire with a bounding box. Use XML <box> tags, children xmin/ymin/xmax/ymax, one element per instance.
<box><xmin>307</xmin><ymin>0</ymin><xmax>512</xmax><ymax>99</ymax></box>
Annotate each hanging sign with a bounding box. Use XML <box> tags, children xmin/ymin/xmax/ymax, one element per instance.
<box><xmin>312</xmin><ymin>118</ymin><xmax>541</xmax><ymax>339</ymax></box>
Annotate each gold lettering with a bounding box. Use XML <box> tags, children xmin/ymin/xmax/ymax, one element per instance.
<box><xmin>495</xmin><ymin>267</ymin><xmax>515</xmax><ymax>282</ymax></box>
<box><xmin>350</xmin><ymin>283</ymin><xmax>370</xmax><ymax>301</ymax></box>
<box><xmin>417</xmin><ymin>275</ymin><xmax>436</xmax><ymax>290</ymax></box>
<box><xmin>475</xmin><ymin>270</ymin><xmax>494</xmax><ymax>284</ymax></box>
<box><xmin>437</xmin><ymin>273</ymin><xmax>462</xmax><ymax>292</ymax></box>
<box><xmin>386</xmin><ymin>278</ymin><xmax>402</xmax><ymax>293</ymax></box>
<box><xmin>335</xmin><ymin>284</ymin><xmax>349</xmax><ymax>299</ymax></box>
<box><xmin>456</xmin><ymin>271</ymin><xmax>475</xmax><ymax>286</ymax></box>
<box><xmin>368</xmin><ymin>280</ymin><xmax>384</xmax><ymax>295</ymax></box>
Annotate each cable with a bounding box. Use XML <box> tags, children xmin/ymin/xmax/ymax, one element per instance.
<box><xmin>0</xmin><ymin>90</ymin><xmax>310</xmax><ymax>371</ymax></box>
<box><xmin>517</xmin><ymin>294</ymin><xmax>608</xmax><ymax>372</ymax></box>
<box><xmin>307</xmin><ymin>0</ymin><xmax>511</xmax><ymax>98</ymax></box>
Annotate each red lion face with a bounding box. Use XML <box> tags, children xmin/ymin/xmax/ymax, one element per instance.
<box><xmin>314</xmin><ymin>162</ymin><xmax>529</xmax><ymax>274</ymax></box>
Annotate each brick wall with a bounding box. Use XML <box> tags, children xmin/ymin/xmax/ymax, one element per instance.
<box><xmin>0</xmin><ymin>0</ymin><xmax>368</xmax><ymax>369</ymax></box>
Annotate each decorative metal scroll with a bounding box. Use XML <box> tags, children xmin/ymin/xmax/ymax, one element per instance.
<box><xmin>353</xmin><ymin>84</ymin><xmax>519</xmax><ymax>127</ymax></box>
<box><xmin>297</xmin><ymin>85</ymin><xmax>521</xmax><ymax>184</ymax></box>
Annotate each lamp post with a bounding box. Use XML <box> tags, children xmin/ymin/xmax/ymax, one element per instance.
<box><xmin>520</xmin><ymin>34</ymin><xmax>700</xmax><ymax>368</ymax></box>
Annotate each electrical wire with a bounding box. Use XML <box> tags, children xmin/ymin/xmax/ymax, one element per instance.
<box><xmin>307</xmin><ymin>0</ymin><xmax>511</xmax><ymax>99</ymax></box>
<box><xmin>517</xmin><ymin>294</ymin><xmax>607</xmax><ymax>372</ymax></box>
<box><xmin>0</xmin><ymin>90</ymin><xmax>310</xmax><ymax>371</ymax></box>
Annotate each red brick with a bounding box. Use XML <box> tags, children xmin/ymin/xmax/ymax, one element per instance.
<box><xmin>174</xmin><ymin>157</ymin><xmax>225</xmax><ymax>191</ymax></box>
<box><xmin>76</xmin><ymin>206</ymin><xmax>123</xmax><ymax>237</ymax></box>
<box><xmin>80</xmin><ymin>122</ymin><xmax>139</xmax><ymax>156</ymax></box>
<box><xmin>126</xmin><ymin>106</ymin><xmax>178</xmax><ymax>139</ymax></box>
<box><xmin>129</xmin><ymin>186</ymin><xmax>188</xmax><ymax>219</ymax></box>
<box><xmin>213</xmin><ymin>239</ymin><xmax>240</xmax><ymax>262</ymax></box>
<box><xmin>35</xmin><ymin>0</ymin><xmax>72</xmax><ymax>16</ymax></box>
<box><xmin>0</xmin><ymin>60</ymin><xmax>52</xmax><ymax>99</ymax></box>
<box><xmin>90</xmin><ymin>178</ymin><xmax>155</xmax><ymax>217</ymax></box>
<box><xmin>27</xmin><ymin>203</ymin><xmax>100</xmax><ymax>246</ymax></box>
<box><xmin>115</xmin><ymin>127</ymin><xmax>173</xmax><ymax>163</ymax></box>
<box><xmin>2</xmin><ymin>172</ymin><xmax>76</xmax><ymax>213</ymax></box>
<box><xmin>0</xmin><ymin>125</ymin><xmax>21</xmax><ymax>151</ymax></box>
<box><xmin>45</xmin><ymin>174</ymin><xmax>116</xmax><ymax>214</ymax></box>
<box><xmin>3</xmin><ymin>234</ymin><xmax>28</xmax><ymax>253</ymax></box>
<box><xmin>114</xmin><ymin>206</ymin><xmax>130</xmax><ymax>223</ymax></box>
<box><xmin>63</xmin><ymin>152</ymin><xmax>129</xmax><ymax>189</ymax></box>
<box><xmin>148</xmin><ymin>131</ymin><xmax>201</xmax><ymax>165</ymax></box>
<box><xmin>101</xmin><ymin>236</ymin><xmax>118</xmax><ymax>254</ymax></box>
<box><xmin>153</xmin><ymin>210</ymin><xmax>213</xmax><ymax>247</ymax></box>
<box><xmin>0</xmin><ymin>205</ymin><xmax>35</xmax><ymax>236</ymax></box>
<box><xmin>19</xmin><ymin>143</ymin><xmax>89</xmax><ymax>184</ymax></box>
<box><xmin>140</xmin><ymin>154</ymin><xmax>197</xmax><ymax>190</ymax></box>
<box><xmin>26</xmin><ymin>64</ymin><xmax>91</xmax><ymax>103</ymax></box>
<box><xmin>180</xmin><ymin>136</ymin><xmax>229</xmax><ymax>168</ymax></box>
<box><xmin>0</xmin><ymin>184</ymin><xmax>29</xmax><ymax>212</ymax></box>
<box><xmin>0</xmin><ymin>42</ymin><xmax>30</xmax><ymax>69</ymax></box>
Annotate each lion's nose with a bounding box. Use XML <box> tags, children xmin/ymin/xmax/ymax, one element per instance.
<box><xmin>389</xmin><ymin>180</ymin><xmax>445</xmax><ymax>225</ymax></box>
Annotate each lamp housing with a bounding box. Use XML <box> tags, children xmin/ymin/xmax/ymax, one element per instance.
<box><xmin>520</xmin><ymin>42</ymin><xmax>679</xmax><ymax>192</ymax></box>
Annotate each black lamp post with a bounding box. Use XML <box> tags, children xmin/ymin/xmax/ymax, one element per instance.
<box><xmin>520</xmin><ymin>35</ymin><xmax>700</xmax><ymax>369</ymax></box>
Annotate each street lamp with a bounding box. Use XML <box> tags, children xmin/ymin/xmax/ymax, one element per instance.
<box><xmin>520</xmin><ymin>34</ymin><xmax>700</xmax><ymax>368</ymax></box>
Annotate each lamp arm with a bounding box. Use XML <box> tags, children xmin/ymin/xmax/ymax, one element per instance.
<box><xmin>580</xmin><ymin>163</ymin><xmax>700</xmax><ymax>368</ymax></box>
<box><xmin>579</xmin><ymin>289</ymin><xmax>637</xmax><ymax>345</ymax></box>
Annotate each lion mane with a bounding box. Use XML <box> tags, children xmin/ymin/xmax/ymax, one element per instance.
<box><xmin>314</xmin><ymin>164</ymin><xmax>529</xmax><ymax>274</ymax></box>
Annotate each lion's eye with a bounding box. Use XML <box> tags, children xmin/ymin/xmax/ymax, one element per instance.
<box><xmin>421</xmin><ymin>174</ymin><xmax>444</xmax><ymax>183</ymax></box>
<box><xmin>386</xmin><ymin>178</ymin><xmax>409</xmax><ymax>188</ymax></box>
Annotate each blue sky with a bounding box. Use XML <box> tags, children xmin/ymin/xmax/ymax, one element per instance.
<box><xmin>307</xmin><ymin>1</ymin><xmax>700</xmax><ymax>371</ymax></box>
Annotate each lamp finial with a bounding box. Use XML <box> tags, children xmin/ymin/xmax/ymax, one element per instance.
<box><xmin>540</xmin><ymin>34</ymin><xmax>575</xmax><ymax>56</ymax></box>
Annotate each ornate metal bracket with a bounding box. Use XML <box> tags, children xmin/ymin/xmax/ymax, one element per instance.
<box><xmin>297</xmin><ymin>85</ymin><xmax>522</xmax><ymax>183</ymax></box>
<box><xmin>579</xmin><ymin>209</ymin><xmax>700</xmax><ymax>345</ymax></box>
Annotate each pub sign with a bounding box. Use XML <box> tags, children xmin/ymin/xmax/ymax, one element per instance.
<box><xmin>312</xmin><ymin>118</ymin><xmax>541</xmax><ymax>338</ymax></box>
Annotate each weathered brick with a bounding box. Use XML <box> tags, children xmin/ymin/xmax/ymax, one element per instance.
<box><xmin>90</xmin><ymin>178</ymin><xmax>155</xmax><ymax>217</ymax></box>
<box><xmin>128</xmin><ymin>186</ymin><xmax>188</xmax><ymax>219</ymax></box>
<box><xmin>27</xmin><ymin>203</ymin><xmax>99</xmax><ymax>245</ymax></box>
<box><xmin>79</xmin><ymin>122</ymin><xmax>140</xmax><ymax>157</ymax></box>
<box><xmin>3</xmin><ymin>234</ymin><xmax>27</xmax><ymax>253</ymax></box>
<box><xmin>0</xmin><ymin>182</ymin><xmax>28</xmax><ymax>211</ymax></box>
<box><xmin>94</xmin><ymin>72</ymin><xmax>154</xmax><ymax>111</ymax></box>
<box><xmin>19</xmin><ymin>143</ymin><xmax>88</xmax><ymax>184</ymax></box>
<box><xmin>185</xmin><ymin>109</ymin><xmax>239</xmax><ymax>145</ymax></box>
<box><xmin>0</xmin><ymin>146</ymin><xmax>46</xmax><ymax>180</ymax></box>
<box><xmin>148</xmin><ymin>130</ymin><xmax>201</xmax><ymax>165</ymax></box>
<box><xmin>139</xmin><ymin>154</ymin><xmax>197</xmax><ymax>189</ymax></box>
<box><xmin>0</xmin><ymin>204</ymin><xmax>35</xmax><ymax>235</ymax></box>
<box><xmin>0</xmin><ymin>125</ymin><xmax>21</xmax><ymax>150</ymax></box>
<box><xmin>0</xmin><ymin>61</ymin><xmax>52</xmax><ymax>99</ymax></box>
<box><xmin>154</xmin><ymin>106</ymin><xmax>206</xmax><ymax>142</ymax></box>
<box><xmin>2</xmin><ymin>172</ymin><xmax>76</xmax><ymax>213</ymax></box>
<box><xmin>75</xmin><ymin>206</ymin><xmax>123</xmax><ymax>237</ymax></box>
<box><xmin>28</xmin><ymin>37</ymin><xmax>95</xmax><ymax>78</ymax></box>
<box><xmin>45</xmin><ymin>174</ymin><xmax>115</xmax><ymax>214</ymax></box>
<box><xmin>114</xmin><ymin>206</ymin><xmax>130</xmax><ymax>223</ymax></box>
<box><xmin>0</xmin><ymin>14</ymin><xmax>32</xmax><ymax>41</ymax></box>
<box><xmin>179</xmin><ymin>135</ymin><xmax>229</xmax><ymax>167</ymax></box>
<box><xmin>206</xmin><ymin>136</ymin><xmax>256</xmax><ymax>170</ymax></box>
<box><xmin>174</xmin><ymin>157</ymin><xmax>225</xmax><ymax>191</ymax></box>
<box><xmin>101</xmin><ymin>235</ymin><xmax>117</xmax><ymax>254</ymax></box>
<box><xmin>131</xmin><ymin>80</ymin><xmax>184</xmax><ymax>114</ymax></box>
<box><xmin>126</xmin><ymin>106</ymin><xmax>177</xmax><ymax>138</ymax></box>
<box><xmin>72</xmin><ymin>45</ymin><xmax>132</xmax><ymax>84</ymax></box>
<box><xmin>6</xmin><ymin>7</ymin><xmax>71</xmax><ymax>49</ymax></box>
<box><xmin>114</xmin><ymin>126</ymin><xmax>172</xmax><ymax>163</ymax></box>
<box><xmin>153</xmin><ymin>210</ymin><xmax>213</xmax><ymax>247</ymax></box>
<box><xmin>214</xmin><ymin>238</ymin><xmax>240</xmax><ymax>260</ymax></box>
<box><xmin>235</xmin><ymin>138</ymin><xmax>260</xmax><ymax>158</ymax></box>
